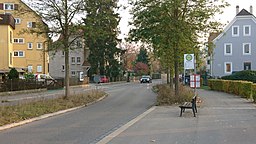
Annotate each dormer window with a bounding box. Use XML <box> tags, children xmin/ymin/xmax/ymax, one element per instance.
<box><xmin>243</xmin><ymin>25</ymin><xmax>251</xmax><ymax>36</ymax></box>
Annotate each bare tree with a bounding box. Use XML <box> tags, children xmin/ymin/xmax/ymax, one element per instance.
<box><xmin>23</xmin><ymin>0</ymin><xmax>84</xmax><ymax>98</ymax></box>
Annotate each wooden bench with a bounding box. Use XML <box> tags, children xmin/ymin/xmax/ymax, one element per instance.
<box><xmin>179</xmin><ymin>96</ymin><xmax>197</xmax><ymax>117</ymax></box>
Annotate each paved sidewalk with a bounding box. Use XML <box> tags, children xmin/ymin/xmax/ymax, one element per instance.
<box><xmin>100</xmin><ymin>89</ymin><xmax>256</xmax><ymax>144</ymax></box>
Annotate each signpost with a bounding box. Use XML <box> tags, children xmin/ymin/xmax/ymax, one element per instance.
<box><xmin>184</xmin><ymin>54</ymin><xmax>199</xmax><ymax>96</ymax></box>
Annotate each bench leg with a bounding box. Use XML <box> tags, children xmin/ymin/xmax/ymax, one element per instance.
<box><xmin>195</xmin><ymin>103</ymin><xmax>197</xmax><ymax>113</ymax></box>
<box><xmin>192</xmin><ymin>108</ymin><xmax>196</xmax><ymax>117</ymax></box>
<box><xmin>180</xmin><ymin>108</ymin><xmax>183</xmax><ymax>117</ymax></box>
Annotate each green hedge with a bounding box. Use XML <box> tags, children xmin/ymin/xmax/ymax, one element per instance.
<box><xmin>252</xmin><ymin>84</ymin><xmax>256</xmax><ymax>102</ymax></box>
<box><xmin>208</xmin><ymin>79</ymin><xmax>253</xmax><ymax>99</ymax></box>
<box><xmin>221</xmin><ymin>70</ymin><xmax>256</xmax><ymax>83</ymax></box>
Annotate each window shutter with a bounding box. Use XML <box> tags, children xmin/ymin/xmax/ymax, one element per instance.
<box><xmin>0</xmin><ymin>3</ymin><xmax>3</xmax><ymax>10</ymax></box>
<box><xmin>14</xmin><ymin>4</ymin><xmax>18</xmax><ymax>10</ymax></box>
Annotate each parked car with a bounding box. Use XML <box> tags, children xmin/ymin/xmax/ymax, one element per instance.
<box><xmin>34</xmin><ymin>74</ymin><xmax>54</xmax><ymax>82</ymax></box>
<box><xmin>100</xmin><ymin>75</ymin><xmax>109</xmax><ymax>83</ymax></box>
<box><xmin>140</xmin><ymin>75</ymin><xmax>152</xmax><ymax>83</ymax></box>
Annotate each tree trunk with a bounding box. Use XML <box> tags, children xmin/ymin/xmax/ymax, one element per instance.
<box><xmin>174</xmin><ymin>45</ymin><xmax>179</xmax><ymax>96</ymax></box>
<box><xmin>169</xmin><ymin>66</ymin><xmax>173</xmax><ymax>89</ymax></box>
<box><xmin>64</xmin><ymin>49</ymin><xmax>70</xmax><ymax>99</ymax></box>
<box><xmin>167</xmin><ymin>68</ymin><xmax>170</xmax><ymax>84</ymax></box>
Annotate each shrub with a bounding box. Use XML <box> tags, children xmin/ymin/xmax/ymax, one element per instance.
<box><xmin>221</xmin><ymin>70</ymin><xmax>256</xmax><ymax>83</ymax></box>
<box><xmin>8</xmin><ymin>68</ymin><xmax>19</xmax><ymax>79</ymax></box>
<box><xmin>238</xmin><ymin>81</ymin><xmax>252</xmax><ymax>99</ymax></box>
<box><xmin>252</xmin><ymin>84</ymin><xmax>256</xmax><ymax>102</ymax></box>
<box><xmin>155</xmin><ymin>84</ymin><xmax>194</xmax><ymax>105</ymax></box>
<box><xmin>222</xmin><ymin>80</ymin><xmax>230</xmax><ymax>93</ymax></box>
<box><xmin>229</xmin><ymin>81</ymin><xmax>241</xmax><ymax>95</ymax></box>
<box><xmin>208</xmin><ymin>79</ymin><xmax>223</xmax><ymax>91</ymax></box>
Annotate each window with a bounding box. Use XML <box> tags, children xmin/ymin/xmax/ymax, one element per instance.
<box><xmin>207</xmin><ymin>60</ymin><xmax>210</xmax><ymax>65</ymax></box>
<box><xmin>4</xmin><ymin>3</ymin><xmax>14</xmax><ymax>10</ymax></box>
<box><xmin>243</xmin><ymin>43</ymin><xmax>251</xmax><ymax>55</ymax></box>
<box><xmin>224</xmin><ymin>43</ymin><xmax>232</xmax><ymax>55</ymax></box>
<box><xmin>71</xmin><ymin>71</ymin><xmax>76</xmax><ymax>77</ymax></box>
<box><xmin>71</xmin><ymin>57</ymin><xmax>75</xmax><ymax>64</ymax></box>
<box><xmin>19</xmin><ymin>51</ymin><xmax>24</xmax><ymax>57</ymax></box>
<box><xmin>62</xmin><ymin>51</ymin><xmax>65</xmax><ymax>56</ymax></box>
<box><xmin>62</xmin><ymin>65</ymin><xmax>65</xmax><ymax>72</ymax></box>
<box><xmin>27</xmin><ymin>22</ymin><xmax>36</xmax><ymax>28</ymax></box>
<box><xmin>224</xmin><ymin>62</ymin><xmax>232</xmax><ymax>74</ymax></box>
<box><xmin>37</xmin><ymin>65</ymin><xmax>42</xmax><ymax>73</ymax></box>
<box><xmin>244</xmin><ymin>62</ymin><xmax>251</xmax><ymax>70</ymax></box>
<box><xmin>28</xmin><ymin>42</ymin><xmax>33</xmax><ymax>49</ymax></box>
<box><xmin>77</xmin><ymin>57</ymin><xmax>81</xmax><ymax>64</ymax></box>
<box><xmin>243</xmin><ymin>25</ymin><xmax>251</xmax><ymax>36</ymax></box>
<box><xmin>15</xmin><ymin>18</ymin><xmax>21</xmax><ymax>24</ymax></box>
<box><xmin>28</xmin><ymin>65</ymin><xmax>33</xmax><ymax>73</ymax></box>
<box><xmin>14</xmin><ymin>38</ymin><xmax>24</xmax><ymax>44</ymax></box>
<box><xmin>232</xmin><ymin>26</ymin><xmax>239</xmax><ymax>37</ymax></box>
<box><xmin>37</xmin><ymin>43</ymin><xmax>43</xmax><ymax>49</ymax></box>
<box><xmin>13</xmin><ymin>51</ymin><xmax>25</xmax><ymax>57</ymax></box>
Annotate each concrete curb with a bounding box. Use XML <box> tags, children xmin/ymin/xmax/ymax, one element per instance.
<box><xmin>0</xmin><ymin>88</ymin><xmax>47</xmax><ymax>96</ymax></box>
<box><xmin>96</xmin><ymin>106</ymin><xmax>156</xmax><ymax>144</ymax></box>
<box><xmin>0</xmin><ymin>94</ymin><xmax>107</xmax><ymax>132</ymax></box>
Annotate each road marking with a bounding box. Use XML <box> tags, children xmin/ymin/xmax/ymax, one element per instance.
<box><xmin>96</xmin><ymin>106</ymin><xmax>156</xmax><ymax>144</ymax></box>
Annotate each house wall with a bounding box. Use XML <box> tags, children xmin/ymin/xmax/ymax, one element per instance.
<box><xmin>0</xmin><ymin>23</ymin><xmax>13</xmax><ymax>70</ymax></box>
<box><xmin>0</xmin><ymin>0</ymin><xmax>49</xmax><ymax>74</ymax></box>
<box><xmin>49</xmin><ymin>48</ymin><xmax>85</xmax><ymax>79</ymax></box>
<box><xmin>212</xmin><ymin>18</ymin><xmax>256</xmax><ymax>77</ymax></box>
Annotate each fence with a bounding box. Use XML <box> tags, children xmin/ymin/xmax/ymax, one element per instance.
<box><xmin>0</xmin><ymin>78</ymin><xmax>64</xmax><ymax>92</ymax></box>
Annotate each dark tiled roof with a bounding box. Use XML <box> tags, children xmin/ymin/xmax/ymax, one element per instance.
<box><xmin>82</xmin><ymin>60</ymin><xmax>91</xmax><ymax>66</ymax></box>
<box><xmin>236</xmin><ymin>9</ymin><xmax>252</xmax><ymax>16</ymax></box>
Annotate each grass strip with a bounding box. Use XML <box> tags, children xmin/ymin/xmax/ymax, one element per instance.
<box><xmin>0</xmin><ymin>90</ymin><xmax>106</xmax><ymax>126</ymax></box>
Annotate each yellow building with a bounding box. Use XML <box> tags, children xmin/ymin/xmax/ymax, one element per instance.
<box><xmin>0</xmin><ymin>0</ymin><xmax>49</xmax><ymax>80</ymax></box>
<box><xmin>0</xmin><ymin>14</ymin><xmax>14</xmax><ymax>80</ymax></box>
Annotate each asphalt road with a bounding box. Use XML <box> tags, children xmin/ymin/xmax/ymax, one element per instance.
<box><xmin>0</xmin><ymin>81</ymin><xmax>158</xmax><ymax>144</ymax></box>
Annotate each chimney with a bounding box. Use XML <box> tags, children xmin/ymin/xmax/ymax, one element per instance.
<box><xmin>236</xmin><ymin>5</ymin><xmax>239</xmax><ymax>14</ymax></box>
<box><xmin>250</xmin><ymin>5</ymin><xmax>253</xmax><ymax>14</ymax></box>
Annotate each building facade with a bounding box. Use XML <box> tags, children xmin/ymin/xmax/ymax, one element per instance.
<box><xmin>0</xmin><ymin>0</ymin><xmax>49</xmax><ymax>81</ymax></box>
<box><xmin>49</xmin><ymin>35</ymin><xmax>90</xmax><ymax>84</ymax></box>
<box><xmin>211</xmin><ymin>6</ymin><xmax>256</xmax><ymax>77</ymax></box>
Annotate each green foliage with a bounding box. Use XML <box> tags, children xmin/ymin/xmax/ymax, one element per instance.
<box><xmin>8</xmin><ymin>68</ymin><xmax>19</xmax><ymax>80</ymax></box>
<box><xmin>136</xmin><ymin>48</ymin><xmax>149</xmax><ymax>65</ymax></box>
<box><xmin>83</xmin><ymin>0</ymin><xmax>122</xmax><ymax>78</ymax></box>
<box><xmin>221</xmin><ymin>70</ymin><xmax>256</xmax><ymax>83</ymax></box>
<box><xmin>252</xmin><ymin>84</ymin><xmax>256</xmax><ymax>102</ymax></box>
<box><xmin>24</xmin><ymin>73</ymin><xmax>35</xmax><ymax>80</ymax></box>
<box><xmin>129</xmin><ymin>0</ymin><xmax>229</xmax><ymax>96</ymax></box>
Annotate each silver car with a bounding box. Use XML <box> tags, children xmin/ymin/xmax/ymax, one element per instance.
<box><xmin>140</xmin><ymin>75</ymin><xmax>152</xmax><ymax>83</ymax></box>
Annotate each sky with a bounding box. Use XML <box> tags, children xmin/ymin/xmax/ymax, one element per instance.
<box><xmin>118</xmin><ymin>0</ymin><xmax>256</xmax><ymax>40</ymax></box>
<box><xmin>21</xmin><ymin>0</ymin><xmax>256</xmax><ymax>40</ymax></box>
